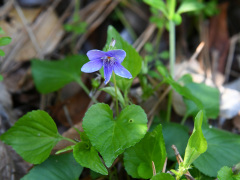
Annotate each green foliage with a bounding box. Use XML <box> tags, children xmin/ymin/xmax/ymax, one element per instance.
<box><xmin>0</xmin><ymin>37</ymin><xmax>11</xmax><ymax>46</ymax></box>
<box><xmin>91</xmin><ymin>78</ymin><xmax>100</xmax><ymax>89</ymax></box>
<box><xmin>100</xmin><ymin>87</ymin><xmax>125</xmax><ymax>107</ymax></box>
<box><xmin>103</xmin><ymin>26</ymin><xmax>142</xmax><ymax>92</ymax></box>
<box><xmin>157</xmin><ymin>65</ymin><xmax>203</xmax><ymax>110</ymax></box>
<box><xmin>64</xmin><ymin>0</ymin><xmax>87</xmax><ymax>36</ymax></box>
<box><xmin>217</xmin><ymin>166</ymin><xmax>240</xmax><ymax>180</ymax></box>
<box><xmin>203</xmin><ymin>0</ymin><xmax>219</xmax><ymax>17</ymax></box>
<box><xmin>64</xmin><ymin>21</ymin><xmax>87</xmax><ymax>35</ymax></box>
<box><xmin>0</xmin><ymin>49</ymin><xmax>5</xmax><ymax>56</ymax></box>
<box><xmin>166</xmin><ymin>0</ymin><xmax>176</xmax><ymax>19</ymax></box>
<box><xmin>31</xmin><ymin>55</ymin><xmax>88</xmax><ymax>94</ymax></box>
<box><xmin>159</xmin><ymin>50</ymin><xmax>169</xmax><ymax>60</ymax></box>
<box><xmin>0</xmin><ymin>28</ymin><xmax>11</xmax><ymax>56</ymax></box>
<box><xmin>187</xmin><ymin>0</ymin><xmax>219</xmax><ymax>18</ymax></box>
<box><xmin>144</xmin><ymin>0</ymin><xmax>204</xmax><ymax>22</ymax></box>
<box><xmin>144</xmin><ymin>42</ymin><xmax>153</xmax><ymax>53</ymax></box>
<box><xmin>0</xmin><ymin>27</ymin><xmax>5</xmax><ymax>34</ymax></box>
<box><xmin>124</xmin><ymin>125</ymin><xmax>167</xmax><ymax>179</ymax></box>
<box><xmin>177</xmin><ymin>1</ymin><xmax>204</xmax><ymax>14</ymax></box>
<box><xmin>193</xmin><ymin>127</ymin><xmax>240</xmax><ymax>177</ymax></box>
<box><xmin>82</xmin><ymin>103</ymin><xmax>148</xmax><ymax>167</ymax></box>
<box><xmin>139</xmin><ymin>74</ymin><xmax>154</xmax><ymax>100</ymax></box>
<box><xmin>55</xmin><ymin>145</ymin><xmax>74</xmax><ymax>154</ymax></box>
<box><xmin>21</xmin><ymin>153</ymin><xmax>83</xmax><ymax>180</ymax></box>
<box><xmin>143</xmin><ymin>0</ymin><xmax>168</xmax><ymax>17</ymax></box>
<box><xmin>183</xmin><ymin>110</ymin><xmax>207</xmax><ymax>168</ymax></box>
<box><xmin>162</xmin><ymin>122</ymin><xmax>189</xmax><ymax>160</ymax></box>
<box><xmin>157</xmin><ymin>65</ymin><xmax>220</xmax><ymax>119</ymax></box>
<box><xmin>149</xmin><ymin>7</ymin><xmax>166</xmax><ymax>29</ymax></box>
<box><xmin>183</xmin><ymin>82</ymin><xmax>220</xmax><ymax>119</ymax></box>
<box><xmin>0</xmin><ymin>110</ymin><xmax>62</xmax><ymax>164</ymax></box>
<box><xmin>0</xmin><ymin>74</ymin><xmax>3</xmax><ymax>81</ymax></box>
<box><xmin>172</xmin><ymin>13</ymin><xmax>182</xmax><ymax>25</ymax></box>
<box><xmin>73</xmin><ymin>132</ymin><xmax>108</xmax><ymax>175</ymax></box>
<box><xmin>151</xmin><ymin>173</ymin><xmax>175</xmax><ymax>180</ymax></box>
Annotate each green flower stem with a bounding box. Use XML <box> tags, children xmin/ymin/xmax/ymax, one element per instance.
<box><xmin>169</xmin><ymin>20</ymin><xmax>175</xmax><ymax>77</ymax></box>
<box><xmin>75</xmin><ymin>77</ymin><xmax>98</xmax><ymax>103</ymax></box>
<box><xmin>124</xmin><ymin>88</ymin><xmax>129</xmax><ymax>107</ymax></box>
<box><xmin>62</xmin><ymin>136</ymin><xmax>77</xmax><ymax>144</ymax></box>
<box><xmin>167</xmin><ymin>20</ymin><xmax>176</xmax><ymax>122</ymax></box>
<box><xmin>113</xmin><ymin>72</ymin><xmax>119</xmax><ymax>116</ymax></box>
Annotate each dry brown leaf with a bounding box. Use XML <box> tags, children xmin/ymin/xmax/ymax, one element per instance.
<box><xmin>0</xmin><ymin>7</ymin><xmax>63</xmax><ymax>61</ymax></box>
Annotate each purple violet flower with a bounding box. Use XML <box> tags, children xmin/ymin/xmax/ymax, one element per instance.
<box><xmin>81</xmin><ymin>49</ymin><xmax>132</xmax><ymax>84</ymax></box>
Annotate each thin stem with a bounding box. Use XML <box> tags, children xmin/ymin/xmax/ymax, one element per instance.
<box><xmin>181</xmin><ymin>113</ymin><xmax>189</xmax><ymax>125</ymax></box>
<box><xmin>73</xmin><ymin>0</ymin><xmax>80</xmax><ymax>21</ymax></box>
<box><xmin>113</xmin><ymin>72</ymin><xmax>119</xmax><ymax>116</ymax></box>
<box><xmin>169</xmin><ymin>20</ymin><xmax>176</xmax><ymax>77</ymax></box>
<box><xmin>75</xmin><ymin>77</ymin><xmax>98</xmax><ymax>103</ymax></box>
<box><xmin>124</xmin><ymin>89</ymin><xmax>129</xmax><ymax>107</ymax></box>
<box><xmin>167</xmin><ymin>20</ymin><xmax>175</xmax><ymax>122</ymax></box>
<box><xmin>62</xmin><ymin>136</ymin><xmax>77</xmax><ymax>144</ymax></box>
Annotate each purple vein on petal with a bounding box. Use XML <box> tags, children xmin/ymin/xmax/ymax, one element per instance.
<box><xmin>103</xmin><ymin>61</ymin><xmax>113</xmax><ymax>84</ymax></box>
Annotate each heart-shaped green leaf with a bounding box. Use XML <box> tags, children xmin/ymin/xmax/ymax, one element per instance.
<box><xmin>31</xmin><ymin>55</ymin><xmax>88</xmax><ymax>94</ymax></box>
<box><xmin>73</xmin><ymin>132</ymin><xmax>108</xmax><ymax>175</ymax></box>
<box><xmin>21</xmin><ymin>153</ymin><xmax>83</xmax><ymax>180</ymax></box>
<box><xmin>193</xmin><ymin>127</ymin><xmax>240</xmax><ymax>177</ymax></box>
<box><xmin>0</xmin><ymin>110</ymin><xmax>62</xmax><ymax>164</ymax></box>
<box><xmin>124</xmin><ymin>125</ymin><xmax>167</xmax><ymax>179</ymax></box>
<box><xmin>183</xmin><ymin>82</ymin><xmax>220</xmax><ymax>119</ymax></box>
<box><xmin>82</xmin><ymin>103</ymin><xmax>148</xmax><ymax>167</ymax></box>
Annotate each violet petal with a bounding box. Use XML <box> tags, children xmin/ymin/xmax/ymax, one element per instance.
<box><xmin>113</xmin><ymin>62</ymin><xmax>132</xmax><ymax>79</ymax></box>
<box><xmin>103</xmin><ymin>62</ymin><xmax>113</xmax><ymax>84</ymax></box>
<box><xmin>105</xmin><ymin>50</ymin><xmax>126</xmax><ymax>63</ymax></box>
<box><xmin>87</xmin><ymin>50</ymin><xmax>105</xmax><ymax>61</ymax></box>
<box><xmin>81</xmin><ymin>59</ymin><xmax>103</xmax><ymax>73</ymax></box>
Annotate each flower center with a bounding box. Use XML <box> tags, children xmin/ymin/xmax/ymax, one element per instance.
<box><xmin>104</xmin><ymin>56</ymin><xmax>115</xmax><ymax>65</ymax></box>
